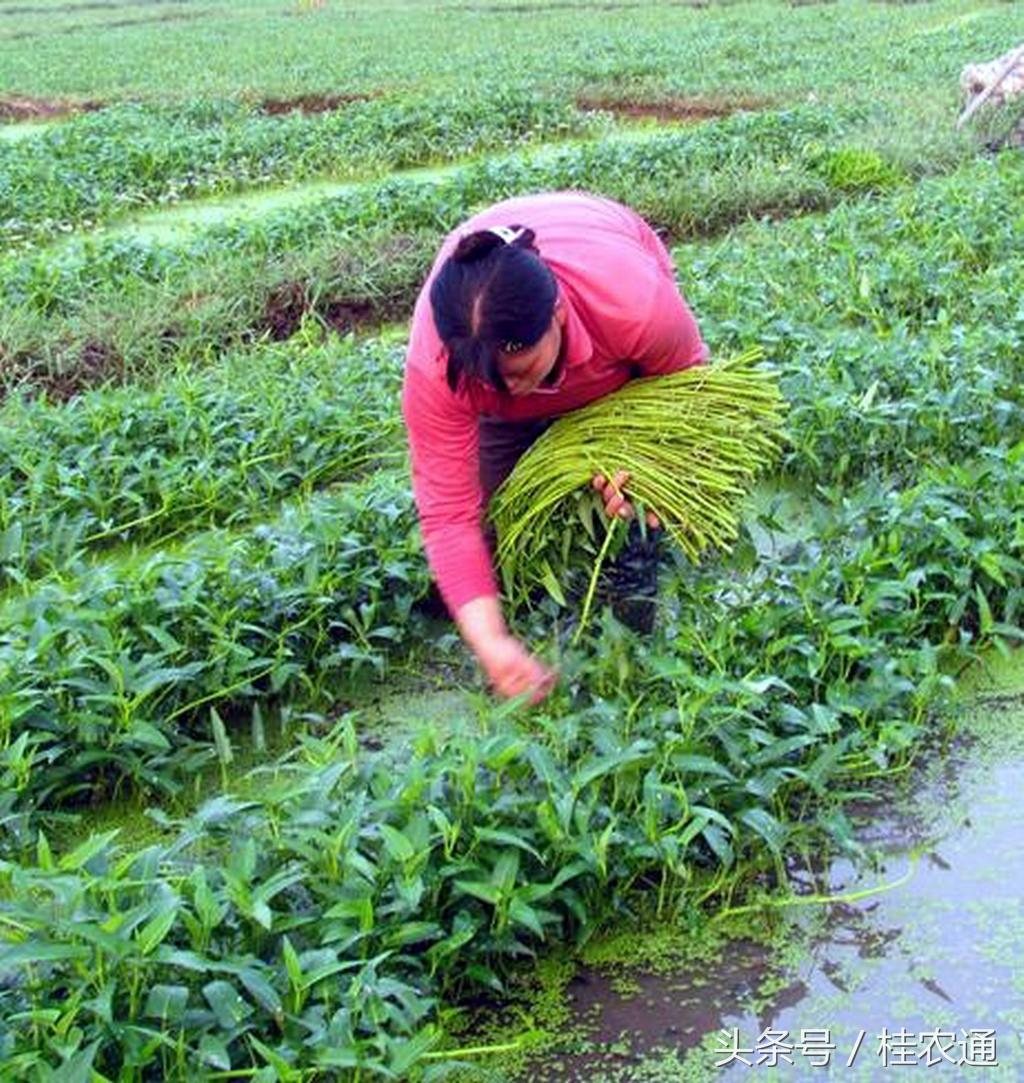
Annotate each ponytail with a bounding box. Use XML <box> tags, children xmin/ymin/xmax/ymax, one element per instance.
<box><xmin>429</xmin><ymin>225</ymin><xmax>558</xmax><ymax>394</ymax></box>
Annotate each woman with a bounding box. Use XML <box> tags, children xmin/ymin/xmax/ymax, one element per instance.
<box><xmin>402</xmin><ymin>191</ymin><xmax>708</xmax><ymax>702</ymax></box>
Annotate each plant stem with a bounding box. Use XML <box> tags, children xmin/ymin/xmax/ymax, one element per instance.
<box><xmin>711</xmin><ymin>851</ymin><xmax>921</xmax><ymax>922</ymax></box>
<box><xmin>573</xmin><ymin>515</ymin><xmax>621</xmax><ymax>647</ymax></box>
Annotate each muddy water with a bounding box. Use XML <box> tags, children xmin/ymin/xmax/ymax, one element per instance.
<box><xmin>522</xmin><ymin>659</ymin><xmax>1024</xmax><ymax>1082</ymax></box>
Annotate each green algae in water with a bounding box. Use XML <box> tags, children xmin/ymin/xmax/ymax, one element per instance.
<box><xmin>0</xmin><ymin>121</ymin><xmax>59</xmax><ymax>143</ymax></box>
<box><xmin>499</xmin><ymin>651</ymin><xmax>1024</xmax><ymax>1082</ymax></box>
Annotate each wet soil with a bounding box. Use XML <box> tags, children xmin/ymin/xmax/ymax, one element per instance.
<box><xmin>576</xmin><ymin>93</ymin><xmax>771</xmax><ymax>124</ymax></box>
<box><xmin>258</xmin><ymin>282</ymin><xmax>384</xmax><ymax>341</ymax></box>
<box><xmin>3</xmin><ymin>253</ymin><xmax>417</xmax><ymax>402</ymax></box>
<box><xmin>30</xmin><ymin>339</ymin><xmax>124</xmax><ymax>403</ymax></box>
<box><xmin>0</xmin><ymin>94</ymin><xmax>103</xmax><ymax>122</ymax></box>
<box><xmin>534</xmin><ymin>944</ymin><xmax>808</xmax><ymax>1082</ymax></box>
<box><xmin>449</xmin><ymin>1</ymin><xmax>708</xmax><ymax>12</ymax></box>
<box><xmin>260</xmin><ymin>93</ymin><xmax>375</xmax><ymax>116</ymax></box>
<box><xmin>0</xmin><ymin>337</ymin><xmax>125</xmax><ymax>404</ymax></box>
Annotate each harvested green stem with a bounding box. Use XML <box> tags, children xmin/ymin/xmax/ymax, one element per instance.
<box><xmin>491</xmin><ymin>348</ymin><xmax>787</xmax><ymax>605</ymax></box>
<box><xmin>573</xmin><ymin>515</ymin><xmax>622</xmax><ymax>645</ymax></box>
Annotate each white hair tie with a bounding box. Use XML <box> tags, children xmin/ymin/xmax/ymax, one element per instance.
<box><xmin>487</xmin><ymin>225</ymin><xmax>525</xmax><ymax>245</ymax></box>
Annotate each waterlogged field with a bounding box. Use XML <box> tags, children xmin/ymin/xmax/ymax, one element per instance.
<box><xmin>1</xmin><ymin>0</ymin><xmax>1024</xmax><ymax>1079</ymax></box>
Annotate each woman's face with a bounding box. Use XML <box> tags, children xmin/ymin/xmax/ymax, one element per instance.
<box><xmin>497</xmin><ymin>303</ymin><xmax>567</xmax><ymax>397</ymax></box>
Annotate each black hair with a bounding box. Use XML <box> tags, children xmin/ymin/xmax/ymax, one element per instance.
<box><xmin>428</xmin><ymin>225</ymin><xmax>558</xmax><ymax>394</ymax></box>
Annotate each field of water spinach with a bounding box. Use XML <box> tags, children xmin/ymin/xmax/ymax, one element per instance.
<box><xmin>2</xmin><ymin>0</ymin><xmax>1024</xmax><ymax>1078</ymax></box>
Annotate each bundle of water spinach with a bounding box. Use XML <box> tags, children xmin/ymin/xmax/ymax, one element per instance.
<box><xmin>491</xmin><ymin>347</ymin><xmax>786</xmax><ymax>614</ymax></box>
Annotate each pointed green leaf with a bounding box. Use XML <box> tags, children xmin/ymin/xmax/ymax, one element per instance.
<box><xmin>390</xmin><ymin>1024</ymin><xmax>440</xmax><ymax>1075</ymax></box>
<box><xmin>454</xmin><ymin>880</ymin><xmax>502</xmax><ymax>906</ymax></box>
<box><xmin>379</xmin><ymin>824</ymin><xmax>416</xmax><ymax>864</ymax></box>
<box><xmin>144</xmin><ymin>984</ymin><xmax>189</xmax><ymax>1023</ymax></box>
<box><xmin>58</xmin><ymin>830</ymin><xmax>120</xmax><ymax>871</ymax></box>
<box><xmin>136</xmin><ymin>905</ymin><xmax>179</xmax><ymax>955</ymax></box>
<box><xmin>198</xmin><ymin>1034</ymin><xmax>231</xmax><ymax>1070</ymax></box>
<box><xmin>203</xmin><ymin>980</ymin><xmax>253</xmax><ymax>1030</ymax></box>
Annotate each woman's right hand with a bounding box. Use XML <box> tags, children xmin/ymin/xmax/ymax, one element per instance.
<box><xmin>476</xmin><ymin>632</ymin><xmax>556</xmax><ymax>703</ymax></box>
<box><xmin>455</xmin><ymin>595</ymin><xmax>556</xmax><ymax>703</ymax></box>
<box><xmin>592</xmin><ymin>470</ymin><xmax>660</xmax><ymax>528</ymax></box>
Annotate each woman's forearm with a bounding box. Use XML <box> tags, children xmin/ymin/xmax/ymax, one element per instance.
<box><xmin>454</xmin><ymin>594</ymin><xmax>507</xmax><ymax>654</ymax></box>
<box><xmin>454</xmin><ymin>594</ymin><xmax>555</xmax><ymax>702</ymax></box>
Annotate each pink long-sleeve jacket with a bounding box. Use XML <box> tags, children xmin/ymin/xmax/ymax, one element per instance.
<box><xmin>402</xmin><ymin>191</ymin><xmax>708</xmax><ymax>614</ymax></box>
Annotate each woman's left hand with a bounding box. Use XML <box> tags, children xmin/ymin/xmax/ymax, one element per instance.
<box><xmin>591</xmin><ymin>470</ymin><xmax>660</xmax><ymax>528</ymax></box>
